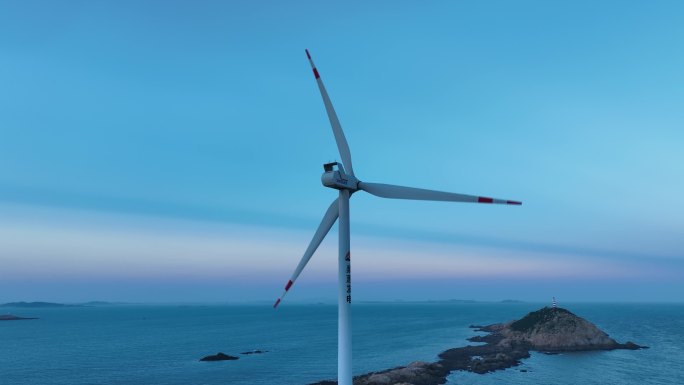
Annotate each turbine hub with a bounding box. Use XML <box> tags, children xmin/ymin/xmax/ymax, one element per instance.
<box><xmin>321</xmin><ymin>162</ymin><xmax>359</xmax><ymax>191</ymax></box>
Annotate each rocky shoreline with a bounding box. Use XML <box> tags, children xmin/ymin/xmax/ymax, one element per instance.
<box><xmin>310</xmin><ymin>307</ymin><xmax>645</xmax><ymax>385</ymax></box>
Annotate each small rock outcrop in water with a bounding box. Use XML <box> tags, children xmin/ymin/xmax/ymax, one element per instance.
<box><xmin>200</xmin><ymin>352</ymin><xmax>239</xmax><ymax>361</ymax></box>
<box><xmin>240</xmin><ymin>350</ymin><xmax>268</xmax><ymax>355</ymax></box>
<box><xmin>0</xmin><ymin>314</ymin><xmax>38</xmax><ymax>321</ymax></box>
<box><xmin>310</xmin><ymin>306</ymin><xmax>645</xmax><ymax>385</ymax></box>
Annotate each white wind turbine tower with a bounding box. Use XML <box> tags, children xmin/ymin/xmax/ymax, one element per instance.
<box><xmin>274</xmin><ymin>50</ymin><xmax>522</xmax><ymax>385</ymax></box>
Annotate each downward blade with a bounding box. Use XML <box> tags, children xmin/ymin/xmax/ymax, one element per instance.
<box><xmin>358</xmin><ymin>182</ymin><xmax>522</xmax><ymax>205</ymax></box>
<box><xmin>274</xmin><ymin>198</ymin><xmax>340</xmax><ymax>308</ymax></box>
<box><xmin>305</xmin><ymin>49</ymin><xmax>355</xmax><ymax>176</ymax></box>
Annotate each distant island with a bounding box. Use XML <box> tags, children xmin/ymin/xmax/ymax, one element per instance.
<box><xmin>359</xmin><ymin>299</ymin><xmax>523</xmax><ymax>304</ymax></box>
<box><xmin>0</xmin><ymin>301</ymin><xmax>121</xmax><ymax>308</ymax></box>
<box><xmin>311</xmin><ymin>306</ymin><xmax>645</xmax><ymax>385</ymax></box>
<box><xmin>80</xmin><ymin>301</ymin><xmax>120</xmax><ymax>306</ymax></box>
<box><xmin>0</xmin><ymin>302</ymin><xmax>84</xmax><ymax>308</ymax></box>
<box><xmin>0</xmin><ymin>314</ymin><xmax>38</xmax><ymax>321</ymax></box>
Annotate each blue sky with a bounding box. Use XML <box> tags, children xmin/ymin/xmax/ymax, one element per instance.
<box><xmin>1</xmin><ymin>1</ymin><xmax>683</xmax><ymax>303</ymax></box>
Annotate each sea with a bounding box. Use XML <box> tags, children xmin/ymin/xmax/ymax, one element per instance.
<box><xmin>1</xmin><ymin>302</ymin><xmax>683</xmax><ymax>385</ymax></box>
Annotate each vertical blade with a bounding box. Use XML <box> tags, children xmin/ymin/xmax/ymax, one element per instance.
<box><xmin>305</xmin><ymin>49</ymin><xmax>355</xmax><ymax>176</ymax></box>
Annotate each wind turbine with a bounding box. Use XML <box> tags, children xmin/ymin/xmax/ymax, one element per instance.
<box><xmin>273</xmin><ymin>50</ymin><xmax>522</xmax><ymax>385</ymax></box>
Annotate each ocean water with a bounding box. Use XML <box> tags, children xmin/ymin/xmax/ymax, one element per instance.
<box><xmin>1</xmin><ymin>303</ymin><xmax>683</xmax><ymax>385</ymax></box>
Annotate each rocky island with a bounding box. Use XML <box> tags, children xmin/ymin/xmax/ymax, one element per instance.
<box><xmin>311</xmin><ymin>306</ymin><xmax>645</xmax><ymax>385</ymax></box>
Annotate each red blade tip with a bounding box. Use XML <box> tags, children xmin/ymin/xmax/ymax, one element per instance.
<box><xmin>273</xmin><ymin>298</ymin><xmax>281</xmax><ymax>308</ymax></box>
<box><xmin>507</xmin><ymin>200</ymin><xmax>522</xmax><ymax>205</ymax></box>
<box><xmin>305</xmin><ymin>49</ymin><xmax>311</xmax><ymax>59</ymax></box>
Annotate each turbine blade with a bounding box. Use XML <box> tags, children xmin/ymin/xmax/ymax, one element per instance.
<box><xmin>274</xmin><ymin>198</ymin><xmax>340</xmax><ymax>308</ymax></box>
<box><xmin>305</xmin><ymin>49</ymin><xmax>355</xmax><ymax>176</ymax></box>
<box><xmin>358</xmin><ymin>182</ymin><xmax>522</xmax><ymax>205</ymax></box>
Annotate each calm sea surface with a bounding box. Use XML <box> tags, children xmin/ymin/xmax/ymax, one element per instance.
<box><xmin>1</xmin><ymin>303</ymin><xmax>683</xmax><ymax>385</ymax></box>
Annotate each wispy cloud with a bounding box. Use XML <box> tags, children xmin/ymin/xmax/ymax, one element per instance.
<box><xmin>2</xmin><ymin>204</ymin><xmax>679</xmax><ymax>291</ymax></box>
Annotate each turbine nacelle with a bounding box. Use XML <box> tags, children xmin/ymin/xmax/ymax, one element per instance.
<box><xmin>322</xmin><ymin>162</ymin><xmax>359</xmax><ymax>191</ymax></box>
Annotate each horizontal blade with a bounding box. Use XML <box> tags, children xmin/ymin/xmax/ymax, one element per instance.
<box><xmin>358</xmin><ymin>182</ymin><xmax>522</xmax><ymax>205</ymax></box>
<box><xmin>274</xmin><ymin>198</ymin><xmax>339</xmax><ymax>308</ymax></box>
<box><xmin>305</xmin><ymin>49</ymin><xmax>355</xmax><ymax>176</ymax></box>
